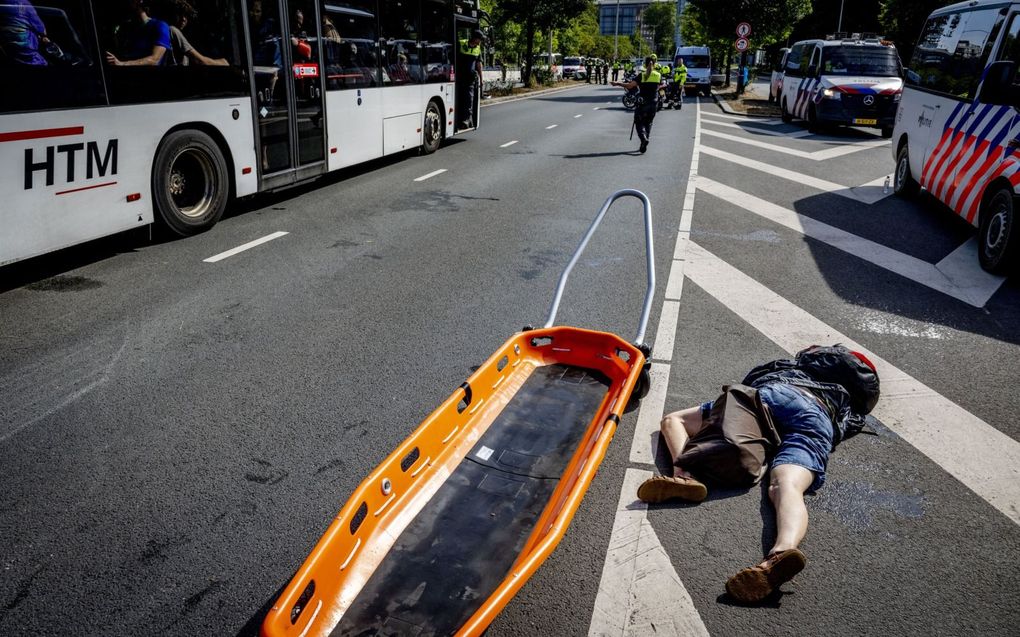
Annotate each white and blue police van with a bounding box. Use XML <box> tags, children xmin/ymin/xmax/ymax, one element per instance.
<box><xmin>893</xmin><ymin>0</ymin><xmax>1020</xmax><ymax>273</ymax></box>
<box><xmin>778</xmin><ymin>36</ymin><xmax>903</xmax><ymax>137</ymax></box>
<box><xmin>674</xmin><ymin>46</ymin><xmax>712</xmax><ymax>96</ymax></box>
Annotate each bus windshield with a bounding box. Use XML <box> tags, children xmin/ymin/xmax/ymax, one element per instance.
<box><xmin>679</xmin><ymin>55</ymin><xmax>710</xmax><ymax>69</ymax></box>
<box><xmin>822</xmin><ymin>47</ymin><xmax>900</xmax><ymax>77</ymax></box>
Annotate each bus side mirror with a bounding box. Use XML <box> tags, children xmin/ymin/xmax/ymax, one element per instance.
<box><xmin>978</xmin><ymin>60</ymin><xmax>1018</xmax><ymax>106</ymax></box>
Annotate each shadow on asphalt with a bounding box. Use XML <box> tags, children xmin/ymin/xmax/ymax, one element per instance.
<box><xmin>0</xmin><ymin>140</ymin><xmax>467</xmax><ymax>293</ymax></box>
<box><xmin>557</xmin><ymin>150</ymin><xmax>643</xmax><ymax>159</ymax></box>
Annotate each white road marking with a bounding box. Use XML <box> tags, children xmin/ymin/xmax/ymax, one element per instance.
<box><xmin>203</xmin><ymin>231</ymin><xmax>289</xmax><ymax>263</ymax></box>
<box><xmin>588</xmin><ymin>469</ymin><xmax>711</xmax><ymax>637</ymax></box>
<box><xmin>699</xmin><ymin>111</ymin><xmax>786</xmax><ymax>126</ymax></box>
<box><xmin>589</xmin><ymin>98</ymin><xmax>707</xmax><ymax>637</ymax></box>
<box><xmin>701</xmin><ymin>117</ymin><xmax>813</xmax><ymax>138</ymax></box>
<box><xmin>684</xmin><ymin>241</ymin><xmax>1020</xmax><ymax>527</ymax></box>
<box><xmin>699</xmin><ymin>145</ymin><xmax>892</xmax><ymax>205</ymax></box>
<box><xmin>593</xmin><ymin>107</ymin><xmax>601</xmax><ymax>110</ymax></box>
<box><xmin>701</xmin><ymin>128</ymin><xmax>889</xmax><ymax>160</ymax></box>
<box><xmin>413</xmin><ymin>169</ymin><xmax>447</xmax><ymax>182</ymax></box>
<box><xmin>546</xmin><ymin>124</ymin><xmax>558</xmax><ymax>129</ymax></box>
<box><xmin>696</xmin><ymin>176</ymin><xmax>1004</xmax><ymax>307</ymax></box>
<box><xmin>575</xmin><ymin>114</ymin><xmax>583</xmax><ymax>118</ymax></box>
<box><xmin>499</xmin><ymin>140</ymin><xmax>519</xmax><ymax>148</ymax></box>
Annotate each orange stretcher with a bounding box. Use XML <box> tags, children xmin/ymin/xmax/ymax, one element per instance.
<box><xmin>261</xmin><ymin>190</ymin><xmax>656</xmax><ymax>637</ymax></box>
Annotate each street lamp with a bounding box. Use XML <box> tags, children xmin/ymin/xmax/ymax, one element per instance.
<box><xmin>613</xmin><ymin>0</ymin><xmax>620</xmax><ymax>59</ymax></box>
<box><xmin>837</xmin><ymin>0</ymin><xmax>845</xmax><ymax>33</ymax></box>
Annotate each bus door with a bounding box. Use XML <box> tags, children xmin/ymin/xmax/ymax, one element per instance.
<box><xmin>247</xmin><ymin>0</ymin><xmax>327</xmax><ymax>188</ymax></box>
<box><xmin>454</xmin><ymin>19</ymin><xmax>480</xmax><ymax>132</ymax></box>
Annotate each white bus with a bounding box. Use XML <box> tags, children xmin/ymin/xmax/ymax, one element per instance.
<box><xmin>892</xmin><ymin>0</ymin><xmax>1020</xmax><ymax>273</ymax></box>
<box><xmin>0</xmin><ymin>0</ymin><xmax>484</xmax><ymax>266</ymax></box>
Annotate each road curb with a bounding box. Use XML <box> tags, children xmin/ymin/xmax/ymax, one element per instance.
<box><xmin>481</xmin><ymin>83</ymin><xmax>588</xmax><ymax>107</ymax></box>
<box><xmin>710</xmin><ymin>91</ymin><xmax>778</xmax><ymax>119</ymax></box>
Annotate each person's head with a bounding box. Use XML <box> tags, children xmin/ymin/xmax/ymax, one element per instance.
<box><xmin>121</xmin><ymin>0</ymin><xmax>151</xmax><ymax>18</ymax></box>
<box><xmin>167</xmin><ymin>0</ymin><xmax>196</xmax><ymax>28</ymax></box>
<box><xmin>293</xmin><ymin>8</ymin><xmax>304</xmax><ymax>30</ymax></box>
<box><xmin>678</xmin><ymin>58</ymin><xmax>684</xmax><ymax>66</ymax></box>
<box><xmin>470</xmin><ymin>29</ymin><xmax>483</xmax><ymax>46</ymax></box>
<box><xmin>644</xmin><ymin>55</ymin><xmax>654</xmax><ymax>69</ymax></box>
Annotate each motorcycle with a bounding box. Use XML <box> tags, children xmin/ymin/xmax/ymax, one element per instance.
<box><xmin>663</xmin><ymin>81</ymin><xmax>684</xmax><ymax>109</ymax></box>
<box><xmin>620</xmin><ymin>71</ymin><xmax>639</xmax><ymax>110</ymax></box>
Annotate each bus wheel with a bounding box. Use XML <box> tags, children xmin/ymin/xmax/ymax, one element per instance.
<box><xmin>153</xmin><ymin>129</ymin><xmax>229</xmax><ymax>236</ymax></box>
<box><xmin>781</xmin><ymin>98</ymin><xmax>792</xmax><ymax>123</ymax></box>
<box><xmin>978</xmin><ymin>187</ymin><xmax>1019</xmax><ymax>274</ymax></box>
<box><xmin>894</xmin><ymin>144</ymin><xmax>919</xmax><ymax>198</ymax></box>
<box><xmin>422</xmin><ymin>101</ymin><xmax>443</xmax><ymax>154</ymax></box>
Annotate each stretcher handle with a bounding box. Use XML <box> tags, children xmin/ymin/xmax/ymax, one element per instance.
<box><xmin>543</xmin><ymin>189</ymin><xmax>655</xmax><ymax>346</ymax></box>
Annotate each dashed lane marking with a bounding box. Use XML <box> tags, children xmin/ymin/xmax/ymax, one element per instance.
<box><xmin>574</xmin><ymin>114</ymin><xmax>583</xmax><ymax>118</ymax></box>
<box><xmin>203</xmin><ymin>231</ymin><xmax>289</xmax><ymax>263</ymax></box>
<box><xmin>499</xmin><ymin>140</ymin><xmax>519</xmax><ymax>148</ymax></box>
<box><xmin>413</xmin><ymin>169</ymin><xmax>447</xmax><ymax>182</ymax></box>
<box><xmin>684</xmin><ymin>240</ymin><xmax>1020</xmax><ymax>526</ymax></box>
<box><xmin>546</xmin><ymin>124</ymin><xmax>558</xmax><ymax>129</ymax></box>
<box><xmin>700</xmin><ymin>145</ymin><xmax>892</xmax><ymax>205</ymax></box>
<box><xmin>701</xmin><ymin>128</ymin><xmax>889</xmax><ymax>160</ymax></box>
<box><xmin>695</xmin><ymin>176</ymin><xmax>1005</xmax><ymax>307</ymax></box>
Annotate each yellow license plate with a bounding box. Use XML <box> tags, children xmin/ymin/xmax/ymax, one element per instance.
<box><xmin>853</xmin><ymin>118</ymin><xmax>878</xmax><ymax>125</ymax></box>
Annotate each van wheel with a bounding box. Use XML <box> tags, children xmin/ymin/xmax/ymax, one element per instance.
<box><xmin>153</xmin><ymin>129</ymin><xmax>229</xmax><ymax>236</ymax></box>
<box><xmin>422</xmin><ymin>101</ymin><xmax>443</xmax><ymax>154</ymax></box>
<box><xmin>781</xmin><ymin>98</ymin><xmax>792</xmax><ymax>123</ymax></box>
<box><xmin>894</xmin><ymin>144</ymin><xmax>920</xmax><ymax>198</ymax></box>
<box><xmin>978</xmin><ymin>187</ymin><xmax>1019</xmax><ymax>274</ymax></box>
<box><xmin>881</xmin><ymin>126</ymin><xmax>893</xmax><ymax>139</ymax></box>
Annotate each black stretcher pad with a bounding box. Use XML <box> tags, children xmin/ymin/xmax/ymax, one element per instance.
<box><xmin>333</xmin><ymin>364</ymin><xmax>611</xmax><ymax>636</ymax></box>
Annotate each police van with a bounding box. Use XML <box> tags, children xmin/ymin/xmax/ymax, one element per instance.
<box><xmin>893</xmin><ymin>0</ymin><xmax>1020</xmax><ymax>273</ymax></box>
<box><xmin>674</xmin><ymin>46</ymin><xmax>712</xmax><ymax>96</ymax></box>
<box><xmin>778</xmin><ymin>36</ymin><xmax>903</xmax><ymax>137</ymax></box>
<box><xmin>769</xmin><ymin>48</ymin><xmax>791</xmax><ymax>102</ymax></box>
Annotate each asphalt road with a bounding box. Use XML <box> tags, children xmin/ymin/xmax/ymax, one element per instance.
<box><xmin>1</xmin><ymin>83</ymin><xmax>1018</xmax><ymax>637</ymax></box>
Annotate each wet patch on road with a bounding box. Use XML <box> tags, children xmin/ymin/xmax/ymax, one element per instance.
<box><xmin>25</xmin><ymin>275</ymin><xmax>103</xmax><ymax>292</ymax></box>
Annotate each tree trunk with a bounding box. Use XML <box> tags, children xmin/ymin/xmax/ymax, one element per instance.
<box><xmin>724</xmin><ymin>48</ymin><xmax>732</xmax><ymax>88</ymax></box>
<box><xmin>523</xmin><ymin>16</ymin><xmax>535</xmax><ymax>88</ymax></box>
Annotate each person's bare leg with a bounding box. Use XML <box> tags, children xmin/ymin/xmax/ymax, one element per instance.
<box><xmin>659</xmin><ymin>406</ymin><xmax>706</xmax><ymax>478</ymax></box>
<box><xmin>763</xmin><ymin>464</ymin><xmax>815</xmax><ymax>562</ymax></box>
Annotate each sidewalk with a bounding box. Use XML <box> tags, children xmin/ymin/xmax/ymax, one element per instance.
<box><xmin>711</xmin><ymin>78</ymin><xmax>780</xmax><ymax>118</ymax></box>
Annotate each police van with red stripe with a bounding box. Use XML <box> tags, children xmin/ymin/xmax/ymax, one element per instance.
<box><xmin>778</xmin><ymin>36</ymin><xmax>903</xmax><ymax>137</ymax></box>
<box><xmin>893</xmin><ymin>0</ymin><xmax>1020</xmax><ymax>273</ymax></box>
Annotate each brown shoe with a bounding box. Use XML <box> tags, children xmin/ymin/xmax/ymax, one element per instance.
<box><xmin>725</xmin><ymin>548</ymin><xmax>807</xmax><ymax>604</ymax></box>
<box><xmin>636</xmin><ymin>475</ymin><xmax>707</xmax><ymax>503</ymax></box>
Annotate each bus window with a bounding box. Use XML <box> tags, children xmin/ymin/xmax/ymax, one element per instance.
<box><xmin>420</xmin><ymin>0</ymin><xmax>450</xmax><ymax>83</ymax></box>
<box><xmin>381</xmin><ymin>0</ymin><xmax>419</xmax><ymax>85</ymax></box>
<box><xmin>909</xmin><ymin>7</ymin><xmax>1005</xmax><ymax>100</ymax></box>
<box><xmin>323</xmin><ymin>1</ymin><xmax>378</xmax><ymax>90</ymax></box>
<box><xmin>95</xmin><ymin>0</ymin><xmax>248</xmax><ymax>104</ymax></box>
<box><xmin>0</xmin><ymin>0</ymin><xmax>106</xmax><ymax>113</ymax></box>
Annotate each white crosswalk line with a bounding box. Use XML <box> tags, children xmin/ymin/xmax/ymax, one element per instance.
<box><xmin>696</xmin><ymin>176</ymin><xmax>1004</xmax><ymax>307</ymax></box>
<box><xmin>699</xmin><ymin>111</ymin><xmax>787</xmax><ymax>126</ymax></box>
<box><xmin>629</xmin><ymin>363</ymin><xmax>670</xmax><ymax>466</ymax></box>
<box><xmin>701</xmin><ymin>117</ymin><xmax>813</xmax><ymax>138</ymax></box>
<box><xmin>699</xmin><ymin>145</ymin><xmax>891</xmax><ymax>204</ymax></box>
<box><xmin>684</xmin><ymin>240</ymin><xmax>1020</xmax><ymax>526</ymax></box>
<box><xmin>588</xmin><ymin>469</ymin><xmax>711</xmax><ymax>637</ymax></box>
<box><xmin>701</xmin><ymin>128</ymin><xmax>889</xmax><ymax>160</ymax></box>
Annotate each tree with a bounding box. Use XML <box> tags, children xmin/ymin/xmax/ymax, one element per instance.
<box><xmin>640</xmin><ymin>1</ymin><xmax>676</xmax><ymax>57</ymax></box>
<box><xmin>494</xmin><ymin>0</ymin><xmax>592</xmax><ymax>86</ymax></box>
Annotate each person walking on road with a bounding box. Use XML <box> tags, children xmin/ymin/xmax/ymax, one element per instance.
<box><xmin>636</xmin><ymin>345</ymin><xmax>881</xmax><ymax>604</ymax></box>
<box><xmin>612</xmin><ymin>59</ymin><xmax>621</xmax><ymax>82</ymax></box>
<box><xmin>456</xmin><ymin>29</ymin><xmax>483</xmax><ymax>129</ymax></box>
<box><xmin>612</xmin><ymin>55</ymin><xmax>661</xmax><ymax>153</ymax></box>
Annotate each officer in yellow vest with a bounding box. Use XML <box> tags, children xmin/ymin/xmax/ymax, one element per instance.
<box><xmin>612</xmin><ymin>59</ymin><xmax>621</xmax><ymax>82</ymax></box>
<box><xmin>673</xmin><ymin>58</ymin><xmax>688</xmax><ymax>108</ymax></box>
<box><xmin>612</xmin><ymin>55</ymin><xmax>661</xmax><ymax>153</ymax></box>
<box><xmin>457</xmin><ymin>30</ymin><xmax>484</xmax><ymax>129</ymax></box>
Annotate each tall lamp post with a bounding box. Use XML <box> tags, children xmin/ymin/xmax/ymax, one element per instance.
<box><xmin>613</xmin><ymin>0</ymin><xmax>621</xmax><ymax>59</ymax></box>
<box><xmin>837</xmin><ymin>0</ymin><xmax>845</xmax><ymax>32</ymax></box>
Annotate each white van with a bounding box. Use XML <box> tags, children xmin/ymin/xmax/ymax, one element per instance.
<box><xmin>562</xmin><ymin>56</ymin><xmax>585</xmax><ymax>80</ymax></box>
<box><xmin>778</xmin><ymin>36</ymin><xmax>903</xmax><ymax>136</ymax></box>
<box><xmin>893</xmin><ymin>0</ymin><xmax>1020</xmax><ymax>273</ymax></box>
<box><xmin>674</xmin><ymin>46</ymin><xmax>712</xmax><ymax>96</ymax></box>
<box><xmin>769</xmin><ymin>48</ymin><xmax>790</xmax><ymax>102</ymax></box>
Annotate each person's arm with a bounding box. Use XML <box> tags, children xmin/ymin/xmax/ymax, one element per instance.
<box><xmin>188</xmin><ymin>49</ymin><xmax>229</xmax><ymax>66</ymax></box>
<box><xmin>611</xmin><ymin>78</ymin><xmax>638</xmax><ymax>90</ymax></box>
<box><xmin>106</xmin><ymin>45</ymin><xmax>167</xmax><ymax>66</ymax></box>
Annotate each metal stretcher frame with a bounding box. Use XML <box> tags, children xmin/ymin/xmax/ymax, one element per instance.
<box><xmin>261</xmin><ymin>190</ymin><xmax>655</xmax><ymax>637</ymax></box>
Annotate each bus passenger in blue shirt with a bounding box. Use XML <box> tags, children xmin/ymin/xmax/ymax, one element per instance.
<box><xmin>0</xmin><ymin>0</ymin><xmax>50</xmax><ymax>65</ymax></box>
<box><xmin>105</xmin><ymin>0</ymin><xmax>172</xmax><ymax>66</ymax></box>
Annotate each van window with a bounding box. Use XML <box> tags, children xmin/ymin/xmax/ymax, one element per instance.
<box><xmin>785</xmin><ymin>43</ymin><xmax>804</xmax><ymax>77</ymax></box>
<box><xmin>808</xmin><ymin>46</ymin><xmax>820</xmax><ymax>75</ymax></box>
<box><xmin>998</xmin><ymin>13</ymin><xmax>1020</xmax><ymax>62</ymax></box>
<box><xmin>908</xmin><ymin>7</ymin><xmax>1006</xmax><ymax>99</ymax></box>
<box><xmin>684</xmin><ymin>55</ymin><xmax>709</xmax><ymax>69</ymax></box>
<box><xmin>822</xmin><ymin>46</ymin><xmax>901</xmax><ymax>77</ymax></box>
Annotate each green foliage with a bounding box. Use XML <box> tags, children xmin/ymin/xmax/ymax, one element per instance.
<box><xmin>493</xmin><ymin>0</ymin><xmax>592</xmax><ymax>86</ymax></box>
<box><xmin>641</xmin><ymin>2</ymin><xmax>676</xmax><ymax>56</ymax></box>
<box><xmin>685</xmin><ymin>0</ymin><xmax>811</xmax><ymax>49</ymax></box>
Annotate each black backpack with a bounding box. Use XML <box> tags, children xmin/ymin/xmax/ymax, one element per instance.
<box><xmin>795</xmin><ymin>345</ymin><xmax>880</xmax><ymax>414</ymax></box>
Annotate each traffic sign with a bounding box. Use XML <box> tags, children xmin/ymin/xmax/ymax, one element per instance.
<box><xmin>734</xmin><ymin>37</ymin><xmax>749</xmax><ymax>52</ymax></box>
<box><xmin>736</xmin><ymin>22</ymin><xmax>752</xmax><ymax>37</ymax></box>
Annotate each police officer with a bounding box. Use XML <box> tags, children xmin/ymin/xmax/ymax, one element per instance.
<box><xmin>585</xmin><ymin>57</ymin><xmax>592</xmax><ymax>83</ymax></box>
<box><xmin>612</xmin><ymin>59</ymin><xmax>621</xmax><ymax>82</ymax></box>
<box><xmin>612</xmin><ymin>55</ymin><xmax>661</xmax><ymax>153</ymax></box>
<box><xmin>673</xmin><ymin>58</ymin><xmax>688</xmax><ymax>109</ymax></box>
<box><xmin>457</xmin><ymin>29</ymin><xmax>484</xmax><ymax>129</ymax></box>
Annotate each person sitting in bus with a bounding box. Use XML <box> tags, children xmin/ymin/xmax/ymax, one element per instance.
<box><xmin>105</xmin><ymin>0</ymin><xmax>172</xmax><ymax>66</ymax></box>
<box><xmin>0</xmin><ymin>0</ymin><xmax>49</xmax><ymax>66</ymax></box>
<box><xmin>164</xmin><ymin>0</ymin><xmax>227</xmax><ymax>66</ymax></box>
<box><xmin>388</xmin><ymin>51</ymin><xmax>413</xmax><ymax>84</ymax></box>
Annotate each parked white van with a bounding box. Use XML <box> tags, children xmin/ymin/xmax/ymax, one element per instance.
<box><xmin>778</xmin><ymin>36</ymin><xmax>903</xmax><ymax>136</ymax></box>
<box><xmin>674</xmin><ymin>46</ymin><xmax>712</xmax><ymax>96</ymax></box>
<box><xmin>893</xmin><ymin>0</ymin><xmax>1020</xmax><ymax>273</ymax></box>
<box><xmin>769</xmin><ymin>47</ymin><xmax>791</xmax><ymax>102</ymax></box>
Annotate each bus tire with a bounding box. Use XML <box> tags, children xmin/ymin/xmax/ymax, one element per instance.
<box><xmin>153</xmin><ymin>129</ymin><xmax>229</xmax><ymax>236</ymax></box>
<box><xmin>422</xmin><ymin>100</ymin><xmax>443</xmax><ymax>154</ymax></box>
<box><xmin>781</xmin><ymin>98</ymin><xmax>792</xmax><ymax>123</ymax></box>
<box><xmin>978</xmin><ymin>187</ymin><xmax>1019</xmax><ymax>274</ymax></box>
<box><xmin>894</xmin><ymin>144</ymin><xmax>919</xmax><ymax>198</ymax></box>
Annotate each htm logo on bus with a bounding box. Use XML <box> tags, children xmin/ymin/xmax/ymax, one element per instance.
<box><xmin>24</xmin><ymin>138</ymin><xmax>117</xmax><ymax>190</ymax></box>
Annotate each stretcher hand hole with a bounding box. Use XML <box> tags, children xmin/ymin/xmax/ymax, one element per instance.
<box><xmin>399</xmin><ymin>447</ymin><xmax>420</xmax><ymax>472</ymax></box>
